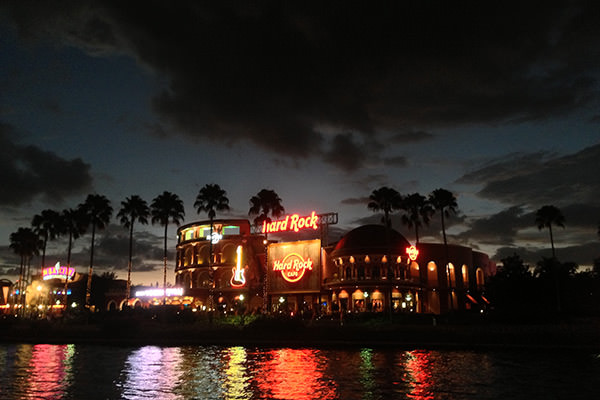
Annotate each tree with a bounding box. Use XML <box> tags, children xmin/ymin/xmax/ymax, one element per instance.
<box><xmin>429</xmin><ymin>188</ymin><xmax>458</xmax><ymax>310</ymax></box>
<box><xmin>117</xmin><ymin>195</ymin><xmax>150</xmax><ymax>301</ymax></box>
<box><xmin>249</xmin><ymin>189</ymin><xmax>284</xmax><ymax>312</ymax></box>
<box><xmin>151</xmin><ymin>191</ymin><xmax>185</xmax><ymax>305</ymax></box>
<box><xmin>9</xmin><ymin>227</ymin><xmax>41</xmax><ymax>309</ymax></box>
<box><xmin>249</xmin><ymin>189</ymin><xmax>285</xmax><ymax>226</ymax></box>
<box><xmin>535</xmin><ymin>205</ymin><xmax>565</xmax><ymax>259</ymax></box>
<box><xmin>428</xmin><ymin>188</ymin><xmax>458</xmax><ymax>249</ymax></box>
<box><xmin>31</xmin><ymin>209</ymin><xmax>63</xmax><ymax>273</ymax></box>
<box><xmin>61</xmin><ymin>207</ymin><xmax>87</xmax><ymax>307</ymax></box>
<box><xmin>195</xmin><ymin>184</ymin><xmax>230</xmax><ymax>316</ymax></box>
<box><xmin>400</xmin><ymin>193</ymin><xmax>433</xmax><ymax>245</ymax></box>
<box><xmin>79</xmin><ymin>194</ymin><xmax>113</xmax><ymax>308</ymax></box>
<box><xmin>367</xmin><ymin>187</ymin><xmax>402</xmax><ymax>228</ymax></box>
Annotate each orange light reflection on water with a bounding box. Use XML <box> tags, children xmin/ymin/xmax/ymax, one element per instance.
<box><xmin>255</xmin><ymin>348</ymin><xmax>337</xmax><ymax>400</ymax></box>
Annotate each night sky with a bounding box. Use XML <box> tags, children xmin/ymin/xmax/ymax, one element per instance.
<box><xmin>1</xmin><ymin>1</ymin><xmax>599</xmax><ymax>286</ymax></box>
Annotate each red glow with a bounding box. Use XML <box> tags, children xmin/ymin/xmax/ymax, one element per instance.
<box><xmin>406</xmin><ymin>245</ymin><xmax>419</xmax><ymax>261</ymax></box>
<box><xmin>255</xmin><ymin>349</ymin><xmax>337</xmax><ymax>400</ymax></box>
<box><xmin>273</xmin><ymin>253</ymin><xmax>313</xmax><ymax>283</ymax></box>
<box><xmin>405</xmin><ymin>350</ymin><xmax>434</xmax><ymax>400</ymax></box>
<box><xmin>262</xmin><ymin>211</ymin><xmax>319</xmax><ymax>234</ymax></box>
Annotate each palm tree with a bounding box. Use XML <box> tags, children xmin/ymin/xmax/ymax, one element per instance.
<box><xmin>428</xmin><ymin>188</ymin><xmax>458</xmax><ymax>249</ymax></box>
<box><xmin>9</xmin><ymin>227</ymin><xmax>41</xmax><ymax>310</ymax></box>
<box><xmin>31</xmin><ymin>209</ymin><xmax>63</xmax><ymax>273</ymax></box>
<box><xmin>117</xmin><ymin>195</ymin><xmax>150</xmax><ymax>301</ymax></box>
<box><xmin>79</xmin><ymin>194</ymin><xmax>113</xmax><ymax>308</ymax></box>
<box><xmin>61</xmin><ymin>207</ymin><xmax>87</xmax><ymax>307</ymax></box>
<box><xmin>429</xmin><ymin>188</ymin><xmax>458</xmax><ymax>310</ymax></box>
<box><xmin>151</xmin><ymin>191</ymin><xmax>185</xmax><ymax>305</ymax></box>
<box><xmin>400</xmin><ymin>193</ymin><xmax>433</xmax><ymax>245</ymax></box>
<box><xmin>249</xmin><ymin>189</ymin><xmax>284</xmax><ymax>312</ymax></box>
<box><xmin>367</xmin><ymin>187</ymin><xmax>402</xmax><ymax>228</ymax></box>
<box><xmin>195</xmin><ymin>184</ymin><xmax>230</xmax><ymax>315</ymax></box>
<box><xmin>248</xmin><ymin>189</ymin><xmax>285</xmax><ymax>226</ymax></box>
<box><xmin>535</xmin><ymin>205</ymin><xmax>565</xmax><ymax>259</ymax></box>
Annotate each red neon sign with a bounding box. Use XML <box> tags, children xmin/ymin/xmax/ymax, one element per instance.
<box><xmin>273</xmin><ymin>253</ymin><xmax>313</xmax><ymax>283</ymax></box>
<box><xmin>262</xmin><ymin>211</ymin><xmax>319</xmax><ymax>234</ymax></box>
<box><xmin>406</xmin><ymin>245</ymin><xmax>419</xmax><ymax>261</ymax></box>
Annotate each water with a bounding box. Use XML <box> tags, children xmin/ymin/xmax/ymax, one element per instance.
<box><xmin>0</xmin><ymin>344</ymin><xmax>598</xmax><ymax>399</ymax></box>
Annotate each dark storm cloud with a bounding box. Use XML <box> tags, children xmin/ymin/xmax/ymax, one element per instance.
<box><xmin>389</xmin><ymin>131</ymin><xmax>436</xmax><ymax>144</ymax></box>
<box><xmin>3</xmin><ymin>1</ymin><xmax>599</xmax><ymax>171</ymax></box>
<box><xmin>457</xmin><ymin>206</ymin><xmax>528</xmax><ymax>246</ymax></box>
<box><xmin>494</xmin><ymin>242</ymin><xmax>600</xmax><ymax>266</ymax></box>
<box><xmin>458</xmin><ymin>144</ymin><xmax>600</xmax><ymax>207</ymax></box>
<box><xmin>0</xmin><ymin>122</ymin><xmax>93</xmax><ymax>206</ymax></box>
<box><xmin>340</xmin><ymin>197</ymin><xmax>369</xmax><ymax>206</ymax></box>
<box><xmin>383</xmin><ymin>156</ymin><xmax>408</xmax><ymax>167</ymax></box>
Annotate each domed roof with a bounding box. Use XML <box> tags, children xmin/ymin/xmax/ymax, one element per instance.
<box><xmin>332</xmin><ymin>224</ymin><xmax>411</xmax><ymax>257</ymax></box>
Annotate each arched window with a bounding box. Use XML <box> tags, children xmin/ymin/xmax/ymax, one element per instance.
<box><xmin>427</xmin><ymin>262</ymin><xmax>438</xmax><ymax>286</ymax></box>
<box><xmin>476</xmin><ymin>268</ymin><xmax>485</xmax><ymax>288</ymax></box>
<box><xmin>462</xmin><ymin>265</ymin><xmax>469</xmax><ymax>286</ymax></box>
<box><xmin>447</xmin><ymin>263</ymin><xmax>456</xmax><ymax>287</ymax></box>
<box><xmin>410</xmin><ymin>261</ymin><xmax>420</xmax><ymax>280</ymax></box>
<box><xmin>184</xmin><ymin>247</ymin><xmax>194</xmax><ymax>266</ymax></box>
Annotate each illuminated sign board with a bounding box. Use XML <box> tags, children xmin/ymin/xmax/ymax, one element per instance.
<box><xmin>262</xmin><ymin>211</ymin><xmax>319</xmax><ymax>234</ymax></box>
<box><xmin>206</xmin><ymin>232</ymin><xmax>223</xmax><ymax>244</ymax></box>
<box><xmin>406</xmin><ymin>245</ymin><xmax>419</xmax><ymax>261</ymax></box>
<box><xmin>267</xmin><ymin>239</ymin><xmax>321</xmax><ymax>293</ymax></box>
<box><xmin>273</xmin><ymin>253</ymin><xmax>313</xmax><ymax>283</ymax></box>
<box><xmin>135</xmin><ymin>288</ymin><xmax>184</xmax><ymax>297</ymax></box>
<box><xmin>42</xmin><ymin>262</ymin><xmax>75</xmax><ymax>281</ymax></box>
<box><xmin>230</xmin><ymin>245</ymin><xmax>246</xmax><ymax>287</ymax></box>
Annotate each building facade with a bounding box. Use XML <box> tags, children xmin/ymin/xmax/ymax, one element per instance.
<box><xmin>173</xmin><ymin>218</ymin><xmax>496</xmax><ymax>315</ymax></box>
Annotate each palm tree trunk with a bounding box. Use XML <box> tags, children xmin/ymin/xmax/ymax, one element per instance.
<box><xmin>549</xmin><ymin>225</ymin><xmax>556</xmax><ymax>259</ymax></box>
<box><xmin>64</xmin><ymin>231</ymin><xmax>73</xmax><ymax>312</ymax></box>
<box><xmin>441</xmin><ymin>209</ymin><xmax>453</xmax><ymax>311</ymax></box>
<box><xmin>86</xmin><ymin>223</ymin><xmax>96</xmax><ymax>308</ymax></box>
<box><xmin>163</xmin><ymin>223</ymin><xmax>168</xmax><ymax>306</ymax></box>
<box><xmin>127</xmin><ymin>222</ymin><xmax>134</xmax><ymax>301</ymax></box>
<box><xmin>41</xmin><ymin>235</ymin><xmax>47</xmax><ymax>274</ymax></box>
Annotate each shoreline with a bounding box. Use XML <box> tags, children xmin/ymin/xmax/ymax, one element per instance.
<box><xmin>2</xmin><ymin>316</ymin><xmax>599</xmax><ymax>351</ymax></box>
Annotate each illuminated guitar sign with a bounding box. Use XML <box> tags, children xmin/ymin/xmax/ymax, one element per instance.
<box><xmin>43</xmin><ymin>262</ymin><xmax>75</xmax><ymax>281</ymax></box>
<box><xmin>406</xmin><ymin>245</ymin><xmax>419</xmax><ymax>261</ymax></box>
<box><xmin>272</xmin><ymin>253</ymin><xmax>313</xmax><ymax>283</ymax></box>
<box><xmin>230</xmin><ymin>245</ymin><xmax>246</xmax><ymax>287</ymax></box>
<box><xmin>262</xmin><ymin>211</ymin><xmax>319</xmax><ymax>234</ymax></box>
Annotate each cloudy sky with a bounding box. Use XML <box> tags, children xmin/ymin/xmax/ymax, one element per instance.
<box><xmin>1</xmin><ymin>1</ymin><xmax>599</xmax><ymax>285</ymax></box>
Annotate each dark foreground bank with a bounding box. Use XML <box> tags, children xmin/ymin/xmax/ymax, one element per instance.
<box><xmin>1</xmin><ymin>312</ymin><xmax>599</xmax><ymax>350</ymax></box>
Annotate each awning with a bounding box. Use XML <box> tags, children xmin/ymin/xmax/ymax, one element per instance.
<box><xmin>466</xmin><ymin>294</ymin><xmax>478</xmax><ymax>304</ymax></box>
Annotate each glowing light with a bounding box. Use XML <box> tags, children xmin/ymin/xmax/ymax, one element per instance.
<box><xmin>230</xmin><ymin>245</ymin><xmax>246</xmax><ymax>287</ymax></box>
<box><xmin>206</xmin><ymin>232</ymin><xmax>222</xmax><ymax>244</ymax></box>
<box><xmin>42</xmin><ymin>262</ymin><xmax>75</xmax><ymax>281</ymax></box>
<box><xmin>135</xmin><ymin>288</ymin><xmax>184</xmax><ymax>297</ymax></box>
<box><xmin>272</xmin><ymin>253</ymin><xmax>313</xmax><ymax>283</ymax></box>
<box><xmin>262</xmin><ymin>211</ymin><xmax>319</xmax><ymax>234</ymax></box>
<box><xmin>406</xmin><ymin>246</ymin><xmax>419</xmax><ymax>261</ymax></box>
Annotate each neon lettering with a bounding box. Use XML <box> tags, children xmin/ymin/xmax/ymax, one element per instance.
<box><xmin>135</xmin><ymin>288</ymin><xmax>184</xmax><ymax>297</ymax></box>
<box><xmin>262</xmin><ymin>212</ymin><xmax>319</xmax><ymax>234</ymax></box>
<box><xmin>272</xmin><ymin>253</ymin><xmax>313</xmax><ymax>283</ymax></box>
<box><xmin>42</xmin><ymin>262</ymin><xmax>75</xmax><ymax>281</ymax></box>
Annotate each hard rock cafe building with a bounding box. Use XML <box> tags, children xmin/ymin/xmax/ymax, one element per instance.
<box><xmin>174</xmin><ymin>213</ymin><xmax>496</xmax><ymax>315</ymax></box>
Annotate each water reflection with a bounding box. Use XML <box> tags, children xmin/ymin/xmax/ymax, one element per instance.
<box><xmin>122</xmin><ymin>346</ymin><xmax>183</xmax><ymax>400</ymax></box>
<box><xmin>1</xmin><ymin>344</ymin><xmax>599</xmax><ymax>399</ymax></box>
<box><xmin>223</xmin><ymin>346</ymin><xmax>250</xmax><ymax>399</ymax></box>
<box><xmin>255</xmin><ymin>348</ymin><xmax>337</xmax><ymax>400</ymax></box>
<box><xmin>25</xmin><ymin>344</ymin><xmax>74</xmax><ymax>399</ymax></box>
<box><xmin>405</xmin><ymin>350</ymin><xmax>434</xmax><ymax>400</ymax></box>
